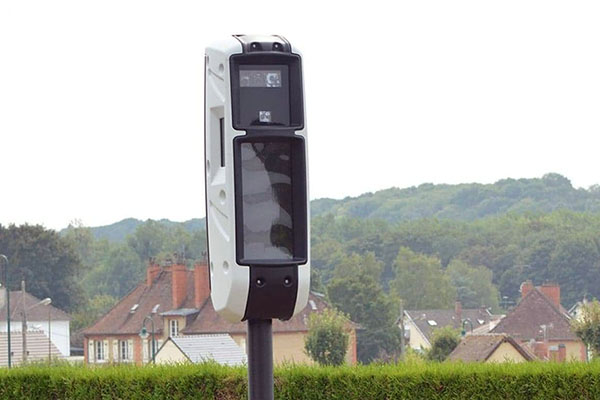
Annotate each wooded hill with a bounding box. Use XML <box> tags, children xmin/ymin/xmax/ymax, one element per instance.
<box><xmin>16</xmin><ymin>172</ymin><xmax>599</xmax><ymax>362</ymax></box>
<box><xmin>312</xmin><ymin>173</ymin><xmax>600</xmax><ymax>221</ymax></box>
<box><xmin>69</xmin><ymin>173</ymin><xmax>600</xmax><ymax>242</ymax></box>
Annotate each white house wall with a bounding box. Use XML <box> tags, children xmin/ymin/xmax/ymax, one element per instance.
<box><xmin>0</xmin><ymin>320</ymin><xmax>70</xmax><ymax>357</ymax></box>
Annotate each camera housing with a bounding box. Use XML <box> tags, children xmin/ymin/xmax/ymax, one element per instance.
<box><xmin>205</xmin><ymin>35</ymin><xmax>310</xmax><ymax>322</ymax></box>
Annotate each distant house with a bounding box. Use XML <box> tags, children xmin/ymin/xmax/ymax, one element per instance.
<box><xmin>155</xmin><ymin>334</ymin><xmax>247</xmax><ymax>366</ymax></box>
<box><xmin>448</xmin><ymin>333</ymin><xmax>535</xmax><ymax>363</ymax></box>
<box><xmin>84</xmin><ymin>260</ymin><xmax>357</xmax><ymax>365</ymax></box>
<box><xmin>568</xmin><ymin>299</ymin><xmax>588</xmax><ymax>322</ymax></box>
<box><xmin>491</xmin><ymin>281</ymin><xmax>586</xmax><ymax>361</ymax></box>
<box><xmin>83</xmin><ymin>262</ymin><xmax>207</xmax><ymax>365</ymax></box>
<box><xmin>0</xmin><ymin>287</ymin><xmax>71</xmax><ymax>363</ymax></box>
<box><xmin>401</xmin><ymin>302</ymin><xmax>496</xmax><ymax>351</ymax></box>
<box><xmin>181</xmin><ymin>289</ymin><xmax>357</xmax><ymax>365</ymax></box>
<box><xmin>0</xmin><ymin>331</ymin><xmax>62</xmax><ymax>366</ymax></box>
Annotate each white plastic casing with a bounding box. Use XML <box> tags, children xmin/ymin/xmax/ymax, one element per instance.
<box><xmin>205</xmin><ymin>36</ymin><xmax>310</xmax><ymax>322</ymax></box>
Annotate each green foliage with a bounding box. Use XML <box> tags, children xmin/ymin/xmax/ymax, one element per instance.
<box><xmin>427</xmin><ymin>326</ymin><xmax>460</xmax><ymax>362</ymax></box>
<box><xmin>83</xmin><ymin>244</ymin><xmax>144</xmax><ymax>298</ymax></box>
<box><xmin>61</xmin><ymin>217</ymin><xmax>206</xmax><ymax>243</ymax></box>
<box><xmin>65</xmin><ymin>219</ymin><xmax>208</xmax><ymax>314</ymax></box>
<box><xmin>311</xmin><ymin>173</ymin><xmax>600</xmax><ymax>221</ymax></box>
<box><xmin>304</xmin><ymin>308</ymin><xmax>349</xmax><ymax>366</ymax></box>
<box><xmin>313</xmin><ymin>210</ymin><xmax>600</xmax><ymax>310</ymax></box>
<box><xmin>126</xmin><ymin>220</ymin><xmax>170</xmax><ymax>262</ymax></box>
<box><xmin>390</xmin><ymin>247</ymin><xmax>455</xmax><ymax>309</ymax></box>
<box><xmin>447</xmin><ymin>259</ymin><xmax>499</xmax><ymax>311</ymax></box>
<box><xmin>572</xmin><ymin>300</ymin><xmax>600</xmax><ymax>355</ymax></box>
<box><xmin>327</xmin><ymin>253</ymin><xmax>400</xmax><ymax>363</ymax></box>
<box><xmin>4</xmin><ymin>363</ymin><xmax>600</xmax><ymax>399</ymax></box>
<box><xmin>0</xmin><ymin>224</ymin><xmax>84</xmax><ymax>311</ymax></box>
<box><xmin>71</xmin><ymin>295</ymin><xmax>118</xmax><ymax>333</ymax></box>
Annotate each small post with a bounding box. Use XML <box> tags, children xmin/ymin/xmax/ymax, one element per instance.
<box><xmin>48</xmin><ymin>305</ymin><xmax>52</xmax><ymax>364</ymax></box>
<box><xmin>0</xmin><ymin>255</ymin><xmax>11</xmax><ymax>368</ymax></box>
<box><xmin>399</xmin><ymin>299</ymin><xmax>405</xmax><ymax>361</ymax></box>
<box><xmin>461</xmin><ymin>319</ymin><xmax>473</xmax><ymax>337</ymax></box>
<box><xmin>247</xmin><ymin>319</ymin><xmax>273</xmax><ymax>400</ymax></box>
<box><xmin>139</xmin><ymin>316</ymin><xmax>156</xmax><ymax>364</ymax></box>
<box><xmin>21</xmin><ymin>280</ymin><xmax>27</xmax><ymax>365</ymax></box>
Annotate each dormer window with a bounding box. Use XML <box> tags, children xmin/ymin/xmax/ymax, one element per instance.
<box><xmin>170</xmin><ymin>319</ymin><xmax>179</xmax><ymax>337</ymax></box>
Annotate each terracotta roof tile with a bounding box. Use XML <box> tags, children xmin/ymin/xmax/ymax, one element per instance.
<box><xmin>84</xmin><ymin>264</ymin><xmax>353</xmax><ymax>337</ymax></box>
<box><xmin>491</xmin><ymin>288</ymin><xmax>577</xmax><ymax>341</ymax></box>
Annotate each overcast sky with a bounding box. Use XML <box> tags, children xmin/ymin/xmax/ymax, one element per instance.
<box><xmin>1</xmin><ymin>1</ymin><xmax>599</xmax><ymax>230</ymax></box>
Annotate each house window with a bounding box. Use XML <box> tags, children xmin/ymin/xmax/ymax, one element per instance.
<box><xmin>95</xmin><ymin>341</ymin><xmax>104</xmax><ymax>361</ymax></box>
<box><xmin>170</xmin><ymin>319</ymin><xmax>179</xmax><ymax>337</ymax></box>
<box><xmin>120</xmin><ymin>340</ymin><xmax>129</xmax><ymax>361</ymax></box>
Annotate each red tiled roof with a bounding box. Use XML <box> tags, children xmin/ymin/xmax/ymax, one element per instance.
<box><xmin>182</xmin><ymin>293</ymin><xmax>330</xmax><ymax>334</ymax></box>
<box><xmin>448</xmin><ymin>333</ymin><xmax>535</xmax><ymax>362</ymax></box>
<box><xmin>491</xmin><ymin>288</ymin><xmax>578</xmax><ymax>341</ymax></box>
<box><xmin>84</xmin><ymin>262</ymin><xmax>352</xmax><ymax>337</ymax></box>
<box><xmin>83</xmin><ymin>268</ymin><xmax>196</xmax><ymax>336</ymax></box>
<box><xmin>0</xmin><ymin>290</ymin><xmax>71</xmax><ymax>322</ymax></box>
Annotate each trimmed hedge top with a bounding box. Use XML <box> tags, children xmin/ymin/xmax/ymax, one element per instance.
<box><xmin>1</xmin><ymin>362</ymin><xmax>600</xmax><ymax>399</ymax></box>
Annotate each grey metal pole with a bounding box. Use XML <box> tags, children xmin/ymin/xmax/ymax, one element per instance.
<box><xmin>247</xmin><ymin>319</ymin><xmax>273</xmax><ymax>400</ymax></box>
<box><xmin>151</xmin><ymin>319</ymin><xmax>155</xmax><ymax>364</ymax></box>
<box><xmin>0</xmin><ymin>255</ymin><xmax>10</xmax><ymax>368</ymax></box>
<box><xmin>141</xmin><ymin>315</ymin><xmax>156</xmax><ymax>364</ymax></box>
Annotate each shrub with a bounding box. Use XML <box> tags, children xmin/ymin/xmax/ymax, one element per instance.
<box><xmin>572</xmin><ymin>299</ymin><xmax>600</xmax><ymax>355</ymax></box>
<box><xmin>427</xmin><ymin>327</ymin><xmax>461</xmax><ymax>361</ymax></box>
<box><xmin>304</xmin><ymin>308</ymin><xmax>349</xmax><ymax>366</ymax></box>
<box><xmin>2</xmin><ymin>362</ymin><xmax>600</xmax><ymax>399</ymax></box>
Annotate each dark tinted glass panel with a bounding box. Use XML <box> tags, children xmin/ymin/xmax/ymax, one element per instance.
<box><xmin>238</xmin><ymin>65</ymin><xmax>289</xmax><ymax>127</ymax></box>
<box><xmin>240</xmin><ymin>141</ymin><xmax>293</xmax><ymax>260</ymax></box>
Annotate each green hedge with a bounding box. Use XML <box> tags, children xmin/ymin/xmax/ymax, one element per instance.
<box><xmin>2</xmin><ymin>362</ymin><xmax>600</xmax><ymax>399</ymax></box>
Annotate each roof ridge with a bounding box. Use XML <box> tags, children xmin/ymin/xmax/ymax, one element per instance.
<box><xmin>528</xmin><ymin>287</ymin><xmax>570</xmax><ymax>320</ymax></box>
<box><xmin>82</xmin><ymin>276</ymin><xmax>153</xmax><ymax>334</ymax></box>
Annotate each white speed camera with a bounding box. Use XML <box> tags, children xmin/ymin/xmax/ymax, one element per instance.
<box><xmin>204</xmin><ymin>35</ymin><xmax>309</xmax><ymax>323</ymax></box>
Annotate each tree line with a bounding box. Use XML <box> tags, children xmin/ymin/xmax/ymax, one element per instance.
<box><xmin>3</xmin><ymin>202</ymin><xmax>600</xmax><ymax>362</ymax></box>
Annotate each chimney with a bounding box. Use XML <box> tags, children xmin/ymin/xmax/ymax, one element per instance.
<box><xmin>171</xmin><ymin>263</ymin><xmax>188</xmax><ymax>309</ymax></box>
<box><xmin>147</xmin><ymin>261</ymin><xmax>161</xmax><ymax>286</ymax></box>
<box><xmin>194</xmin><ymin>262</ymin><xmax>210</xmax><ymax>308</ymax></box>
<box><xmin>532</xmin><ymin>341</ymin><xmax>548</xmax><ymax>360</ymax></box>
<box><xmin>455</xmin><ymin>301</ymin><xmax>462</xmax><ymax>324</ymax></box>
<box><xmin>558</xmin><ymin>343</ymin><xmax>567</xmax><ymax>362</ymax></box>
<box><xmin>540</xmin><ymin>282</ymin><xmax>561</xmax><ymax>308</ymax></box>
<box><xmin>520</xmin><ymin>280</ymin><xmax>534</xmax><ymax>299</ymax></box>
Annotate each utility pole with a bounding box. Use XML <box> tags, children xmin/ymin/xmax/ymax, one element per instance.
<box><xmin>21</xmin><ymin>280</ymin><xmax>27</xmax><ymax>365</ymax></box>
<box><xmin>48</xmin><ymin>305</ymin><xmax>52</xmax><ymax>364</ymax></box>
<box><xmin>0</xmin><ymin>255</ymin><xmax>11</xmax><ymax>368</ymax></box>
